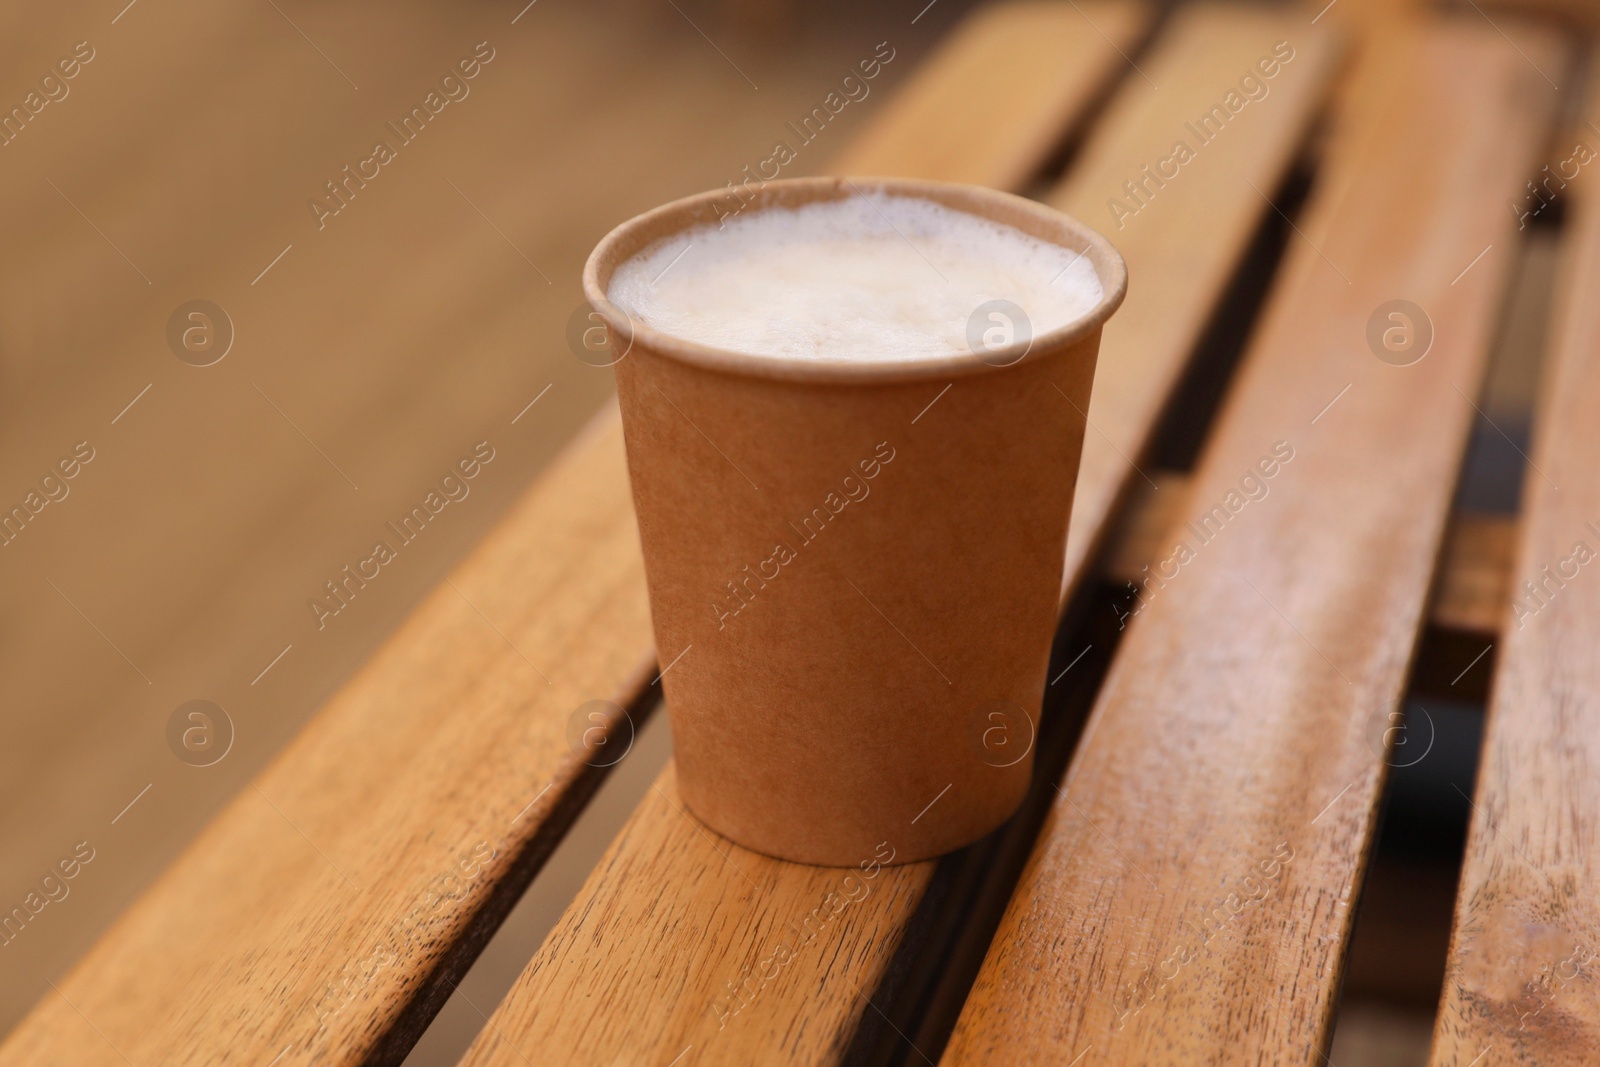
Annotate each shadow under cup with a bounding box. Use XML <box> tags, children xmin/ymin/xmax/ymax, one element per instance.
<box><xmin>584</xmin><ymin>176</ymin><xmax>1127</xmax><ymax>866</ymax></box>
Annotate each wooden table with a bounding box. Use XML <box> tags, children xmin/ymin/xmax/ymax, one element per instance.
<box><xmin>4</xmin><ymin>2</ymin><xmax>1595</xmax><ymax>1064</ymax></box>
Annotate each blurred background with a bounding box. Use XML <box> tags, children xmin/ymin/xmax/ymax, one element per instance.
<box><xmin>0</xmin><ymin>0</ymin><xmax>972</xmax><ymax>1046</ymax></box>
<box><xmin>0</xmin><ymin>0</ymin><xmax>1590</xmax><ymax>1063</ymax></box>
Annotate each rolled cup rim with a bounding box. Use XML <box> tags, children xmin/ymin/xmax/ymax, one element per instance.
<box><xmin>582</xmin><ymin>176</ymin><xmax>1128</xmax><ymax>384</ymax></box>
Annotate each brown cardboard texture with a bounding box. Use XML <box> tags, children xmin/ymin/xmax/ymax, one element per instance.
<box><xmin>584</xmin><ymin>177</ymin><xmax>1126</xmax><ymax>865</ymax></box>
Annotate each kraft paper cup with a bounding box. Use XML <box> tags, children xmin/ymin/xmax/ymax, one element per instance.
<box><xmin>584</xmin><ymin>176</ymin><xmax>1126</xmax><ymax>866</ymax></box>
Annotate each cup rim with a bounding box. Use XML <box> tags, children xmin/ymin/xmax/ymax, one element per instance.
<box><xmin>582</xmin><ymin>176</ymin><xmax>1128</xmax><ymax>384</ymax></box>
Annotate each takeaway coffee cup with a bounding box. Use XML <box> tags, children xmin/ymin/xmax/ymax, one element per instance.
<box><xmin>583</xmin><ymin>177</ymin><xmax>1125</xmax><ymax>865</ymax></box>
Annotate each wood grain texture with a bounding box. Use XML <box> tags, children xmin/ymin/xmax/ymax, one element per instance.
<box><xmin>458</xmin><ymin>8</ymin><xmax>1340</xmax><ymax>1066</ymax></box>
<box><xmin>942</xmin><ymin>20</ymin><xmax>1565</xmax><ymax>1067</ymax></box>
<box><xmin>461</xmin><ymin>769</ymin><xmax>931</xmax><ymax>1067</ymax></box>
<box><xmin>830</xmin><ymin>0</ymin><xmax>1149</xmax><ymax>191</ymax></box>
<box><xmin>1428</xmin><ymin>80</ymin><xmax>1600</xmax><ymax>1067</ymax></box>
<box><xmin>0</xmin><ymin>0</ymin><xmax>943</xmax><ymax>1040</ymax></box>
<box><xmin>0</xmin><ymin>412</ymin><xmax>655</xmax><ymax>1066</ymax></box>
<box><xmin>0</xmin><ymin>5</ymin><xmax>1134</xmax><ymax>1064</ymax></box>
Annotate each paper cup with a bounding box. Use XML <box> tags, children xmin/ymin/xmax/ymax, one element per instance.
<box><xmin>584</xmin><ymin>177</ymin><xmax>1125</xmax><ymax>865</ymax></box>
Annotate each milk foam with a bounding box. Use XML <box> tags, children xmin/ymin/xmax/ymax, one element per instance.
<box><xmin>607</xmin><ymin>192</ymin><xmax>1103</xmax><ymax>362</ymax></box>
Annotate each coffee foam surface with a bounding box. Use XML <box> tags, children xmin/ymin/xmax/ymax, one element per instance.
<box><xmin>606</xmin><ymin>193</ymin><xmax>1103</xmax><ymax>362</ymax></box>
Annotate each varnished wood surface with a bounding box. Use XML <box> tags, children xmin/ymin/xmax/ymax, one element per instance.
<box><xmin>0</xmin><ymin>0</ymin><xmax>949</xmax><ymax>1060</ymax></box>
<box><xmin>1428</xmin><ymin>78</ymin><xmax>1600</xmax><ymax>1067</ymax></box>
<box><xmin>942</xmin><ymin>19</ymin><xmax>1564</xmax><ymax>1066</ymax></box>
<box><xmin>466</xmin><ymin>768</ymin><xmax>931</xmax><ymax>1067</ymax></box>
<box><xmin>457</xmin><ymin>7</ymin><xmax>1340</xmax><ymax>1065</ymax></box>
<box><xmin>4</xmin><ymin>3</ymin><xmax>1568</xmax><ymax>1065</ymax></box>
<box><xmin>0</xmin><ymin>1</ymin><xmax>1127</xmax><ymax>1062</ymax></box>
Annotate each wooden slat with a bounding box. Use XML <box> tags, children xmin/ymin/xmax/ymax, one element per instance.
<box><xmin>942</xmin><ymin>20</ymin><xmax>1565</xmax><ymax>1066</ymax></box>
<box><xmin>0</xmin><ymin>0</ymin><xmax>938</xmax><ymax>1042</ymax></box>
<box><xmin>1106</xmin><ymin>476</ymin><xmax>1519</xmax><ymax>637</ymax></box>
<box><xmin>0</xmin><ymin>5</ymin><xmax>1148</xmax><ymax>1065</ymax></box>
<box><xmin>1428</xmin><ymin>78</ymin><xmax>1600</xmax><ymax>1067</ymax></box>
<box><xmin>457</xmin><ymin>8</ymin><xmax>1340</xmax><ymax>1066</ymax></box>
<box><xmin>830</xmin><ymin>0</ymin><xmax>1148</xmax><ymax>190</ymax></box>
